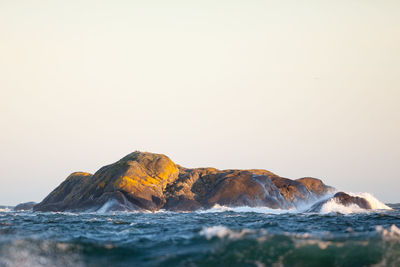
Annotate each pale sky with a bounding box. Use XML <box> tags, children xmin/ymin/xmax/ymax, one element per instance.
<box><xmin>0</xmin><ymin>1</ymin><xmax>399</xmax><ymax>205</ymax></box>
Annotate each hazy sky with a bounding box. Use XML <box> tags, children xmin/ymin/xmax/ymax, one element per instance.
<box><xmin>1</xmin><ymin>1</ymin><xmax>399</xmax><ymax>205</ymax></box>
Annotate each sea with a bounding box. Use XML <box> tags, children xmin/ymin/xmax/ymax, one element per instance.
<box><xmin>0</xmin><ymin>193</ymin><xmax>399</xmax><ymax>267</ymax></box>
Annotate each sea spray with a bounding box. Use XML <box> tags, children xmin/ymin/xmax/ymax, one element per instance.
<box><xmin>318</xmin><ymin>192</ymin><xmax>392</xmax><ymax>214</ymax></box>
<box><xmin>348</xmin><ymin>192</ymin><xmax>392</xmax><ymax>210</ymax></box>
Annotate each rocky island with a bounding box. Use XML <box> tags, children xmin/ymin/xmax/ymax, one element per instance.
<box><xmin>32</xmin><ymin>151</ymin><xmax>371</xmax><ymax>212</ymax></box>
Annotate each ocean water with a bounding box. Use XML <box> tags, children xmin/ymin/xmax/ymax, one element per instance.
<box><xmin>0</xmin><ymin>196</ymin><xmax>399</xmax><ymax>267</ymax></box>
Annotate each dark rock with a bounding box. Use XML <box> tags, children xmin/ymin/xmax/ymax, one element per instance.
<box><xmin>34</xmin><ymin>172</ymin><xmax>94</xmax><ymax>212</ymax></box>
<box><xmin>200</xmin><ymin>172</ymin><xmax>287</xmax><ymax>209</ymax></box>
<box><xmin>14</xmin><ymin>202</ymin><xmax>37</xmax><ymax>211</ymax></box>
<box><xmin>163</xmin><ymin>196</ymin><xmax>202</xmax><ymax>211</ymax></box>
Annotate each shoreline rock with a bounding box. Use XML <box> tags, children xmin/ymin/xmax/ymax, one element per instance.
<box><xmin>14</xmin><ymin>202</ymin><xmax>37</xmax><ymax>211</ymax></box>
<box><xmin>34</xmin><ymin>151</ymin><xmax>337</xmax><ymax>212</ymax></box>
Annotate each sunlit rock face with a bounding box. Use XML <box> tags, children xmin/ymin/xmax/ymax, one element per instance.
<box><xmin>34</xmin><ymin>152</ymin><xmax>179</xmax><ymax>212</ymax></box>
<box><xmin>34</xmin><ymin>151</ymin><xmax>334</xmax><ymax>212</ymax></box>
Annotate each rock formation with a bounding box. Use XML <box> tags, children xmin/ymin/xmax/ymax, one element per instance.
<box><xmin>14</xmin><ymin>202</ymin><xmax>37</xmax><ymax>211</ymax></box>
<box><xmin>34</xmin><ymin>151</ymin><xmax>336</xmax><ymax>212</ymax></box>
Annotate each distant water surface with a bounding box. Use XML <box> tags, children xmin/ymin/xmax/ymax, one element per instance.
<box><xmin>0</xmin><ymin>204</ymin><xmax>399</xmax><ymax>267</ymax></box>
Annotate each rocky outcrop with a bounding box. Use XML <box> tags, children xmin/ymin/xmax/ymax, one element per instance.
<box><xmin>14</xmin><ymin>202</ymin><xmax>37</xmax><ymax>211</ymax></box>
<box><xmin>34</xmin><ymin>151</ymin><xmax>335</xmax><ymax>212</ymax></box>
<box><xmin>35</xmin><ymin>152</ymin><xmax>179</xmax><ymax>212</ymax></box>
<box><xmin>333</xmin><ymin>192</ymin><xmax>371</xmax><ymax>209</ymax></box>
<box><xmin>34</xmin><ymin>172</ymin><xmax>94</xmax><ymax>211</ymax></box>
<box><xmin>164</xmin><ymin>168</ymin><xmax>289</xmax><ymax>210</ymax></box>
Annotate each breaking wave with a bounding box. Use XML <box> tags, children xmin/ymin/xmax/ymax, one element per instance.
<box><xmin>196</xmin><ymin>204</ymin><xmax>295</xmax><ymax>214</ymax></box>
<box><xmin>196</xmin><ymin>224</ymin><xmax>400</xmax><ymax>266</ymax></box>
<box><xmin>39</xmin><ymin>190</ymin><xmax>392</xmax><ymax>216</ymax></box>
<box><xmin>0</xmin><ymin>240</ymin><xmax>84</xmax><ymax>267</ymax></box>
<box><xmin>319</xmin><ymin>192</ymin><xmax>391</xmax><ymax>214</ymax></box>
<box><xmin>96</xmin><ymin>199</ymin><xmax>122</xmax><ymax>213</ymax></box>
<box><xmin>349</xmin><ymin>192</ymin><xmax>392</xmax><ymax>210</ymax></box>
<box><xmin>200</xmin><ymin>225</ymin><xmax>256</xmax><ymax>240</ymax></box>
<box><xmin>200</xmin><ymin>224</ymin><xmax>400</xmax><ymax>241</ymax></box>
<box><xmin>376</xmin><ymin>224</ymin><xmax>400</xmax><ymax>241</ymax></box>
<box><xmin>0</xmin><ymin>208</ymin><xmax>10</xmax><ymax>212</ymax></box>
<box><xmin>194</xmin><ymin>192</ymin><xmax>391</xmax><ymax>215</ymax></box>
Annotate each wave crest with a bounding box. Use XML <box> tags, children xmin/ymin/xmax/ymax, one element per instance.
<box><xmin>319</xmin><ymin>192</ymin><xmax>391</xmax><ymax>214</ymax></box>
<box><xmin>0</xmin><ymin>208</ymin><xmax>11</xmax><ymax>212</ymax></box>
<box><xmin>200</xmin><ymin>225</ymin><xmax>255</xmax><ymax>240</ymax></box>
<box><xmin>349</xmin><ymin>192</ymin><xmax>391</xmax><ymax>210</ymax></box>
<box><xmin>376</xmin><ymin>225</ymin><xmax>400</xmax><ymax>241</ymax></box>
<box><xmin>196</xmin><ymin>192</ymin><xmax>391</xmax><ymax>215</ymax></box>
<box><xmin>197</xmin><ymin>204</ymin><xmax>294</xmax><ymax>214</ymax></box>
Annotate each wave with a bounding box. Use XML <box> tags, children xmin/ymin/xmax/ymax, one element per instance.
<box><xmin>349</xmin><ymin>192</ymin><xmax>392</xmax><ymax>210</ymax></box>
<box><xmin>0</xmin><ymin>240</ymin><xmax>84</xmax><ymax>267</ymax></box>
<box><xmin>1</xmin><ymin>208</ymin><xmax>399</xmax><ymax>267</ymax></box>
<box><xmin>200</xmin><ymin>224</ymin><xmax>400</xmax><ymax>241</ymax></box>
<box><xmin>319</xmin><ymin>199</ymin><xmax>366</xmax><ymax>214</ymax></box>
<box><xmin>196</xmin><ymin>204</ymin><xmax>296</xmax><ymax>214</ymax></box>
<box><xmin>376</xmin><ymin>224</ymin><xmax>400</xmax><ymax>241</ymax></box>
<box><xmin>96</xmin><ymin>199</ymin><xmax>122</xmax><ymax>213</ymax></box>
<box><xmin>197</xmin><ymin>224</ymin><xmax>400</xmax><ymax>266</ymax></box>
<box><xmin>1</xmin><ymin>224</ymin><xmax>399</xmax><ymax>267</ymax></box>
<box><xmin>318</xmin><ymin>192</ymin><xmax>391</xmax><ymax>214</ymax></box>
<box><xmin>195</xmin><ymin>192</ymin><xmax>392</xmax><ymax>215</ymax></box>
<box><xmin>0</xmin><ymin>208</ymin><xmax>11</xmax><ymax>212</ymax></box>
<box><xmin>200</xmin><ymin>225</ymin><xmax>256</xmax><ymax>240</ymax></box>
<box><xmin>30</xmin><ymin>191</ymin><xmax>392</xmax><ymax>215</ymax></box>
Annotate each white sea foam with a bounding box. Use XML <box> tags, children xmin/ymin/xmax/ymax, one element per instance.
<box><xmin>197</xmin><ymin>204</ymin><xmax>295</xmax><ymax>214</ymax></box>
<box><xmin>294</xmin><ymin>239</ymin><xmax>336</xmax><ymax>250</ymax></box>
<box><xmin>348</xmin><ymin>192</ymin><xmax>391</xmax><ymax>210</ymax></box>
<box><xmin>295</xmin><ymin>194</ymin><xmax>335</xmax><ymax>212</ymax></box>
<box><xmin>95</xmin><ymin>201</ymin><xmax>146</xmax><ymax>215</ymax></box>
<box><xmin>46</xmin><ymin>191</ymin><xmax>390</xmax><ymax>215</ymax></box>
<box><xmin>0</xmin><ymin>240</ymin><xmax>84</xmax><ymax>267</ymax></box>
<box><xmin>376</xmin><ymin>224</ymin><xmax>400</xmax><ymax>241</ymax></box>
<box><xmin>318</xmin><ymin>192</ymin><xmax>391</xmax><ymax>214</ymax></box>
<box><xmin>50</xmin><ymin>211</ymin><xmax>79</xmax><ymax>216</ymax></box>
<box><xmin>97</xmin><ymin>200</ymin><xmax>120</xmax><ymax>213</ymax></box>
<box><xmin>319</xmin><ymin>199</ymin><xmax>365</xmax><ymax>214</ymax></box>
<box><xmin>199</xmin><ymin>191</ymin><xmax>391</xmax><ymax>214</ymax></box>
<box><xmin>200</xmin><ymin>226</ymin><xmax>337</xmax><ymax>243</ymax></box>
<box><xmin>0</xmin><ymin>208</ymin><xmax>11</xmax><ymax>212</ymax></box>
<box><xmin>200</xmin><ymin>225</ymin><xmax>255</xmax><ymax>240</ymax></box>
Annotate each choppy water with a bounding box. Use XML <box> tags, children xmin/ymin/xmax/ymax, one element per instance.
<box><xmin>1</xmin><ymin>203</ymin><xmax>400</xmax><ymax>267</ymax></box>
